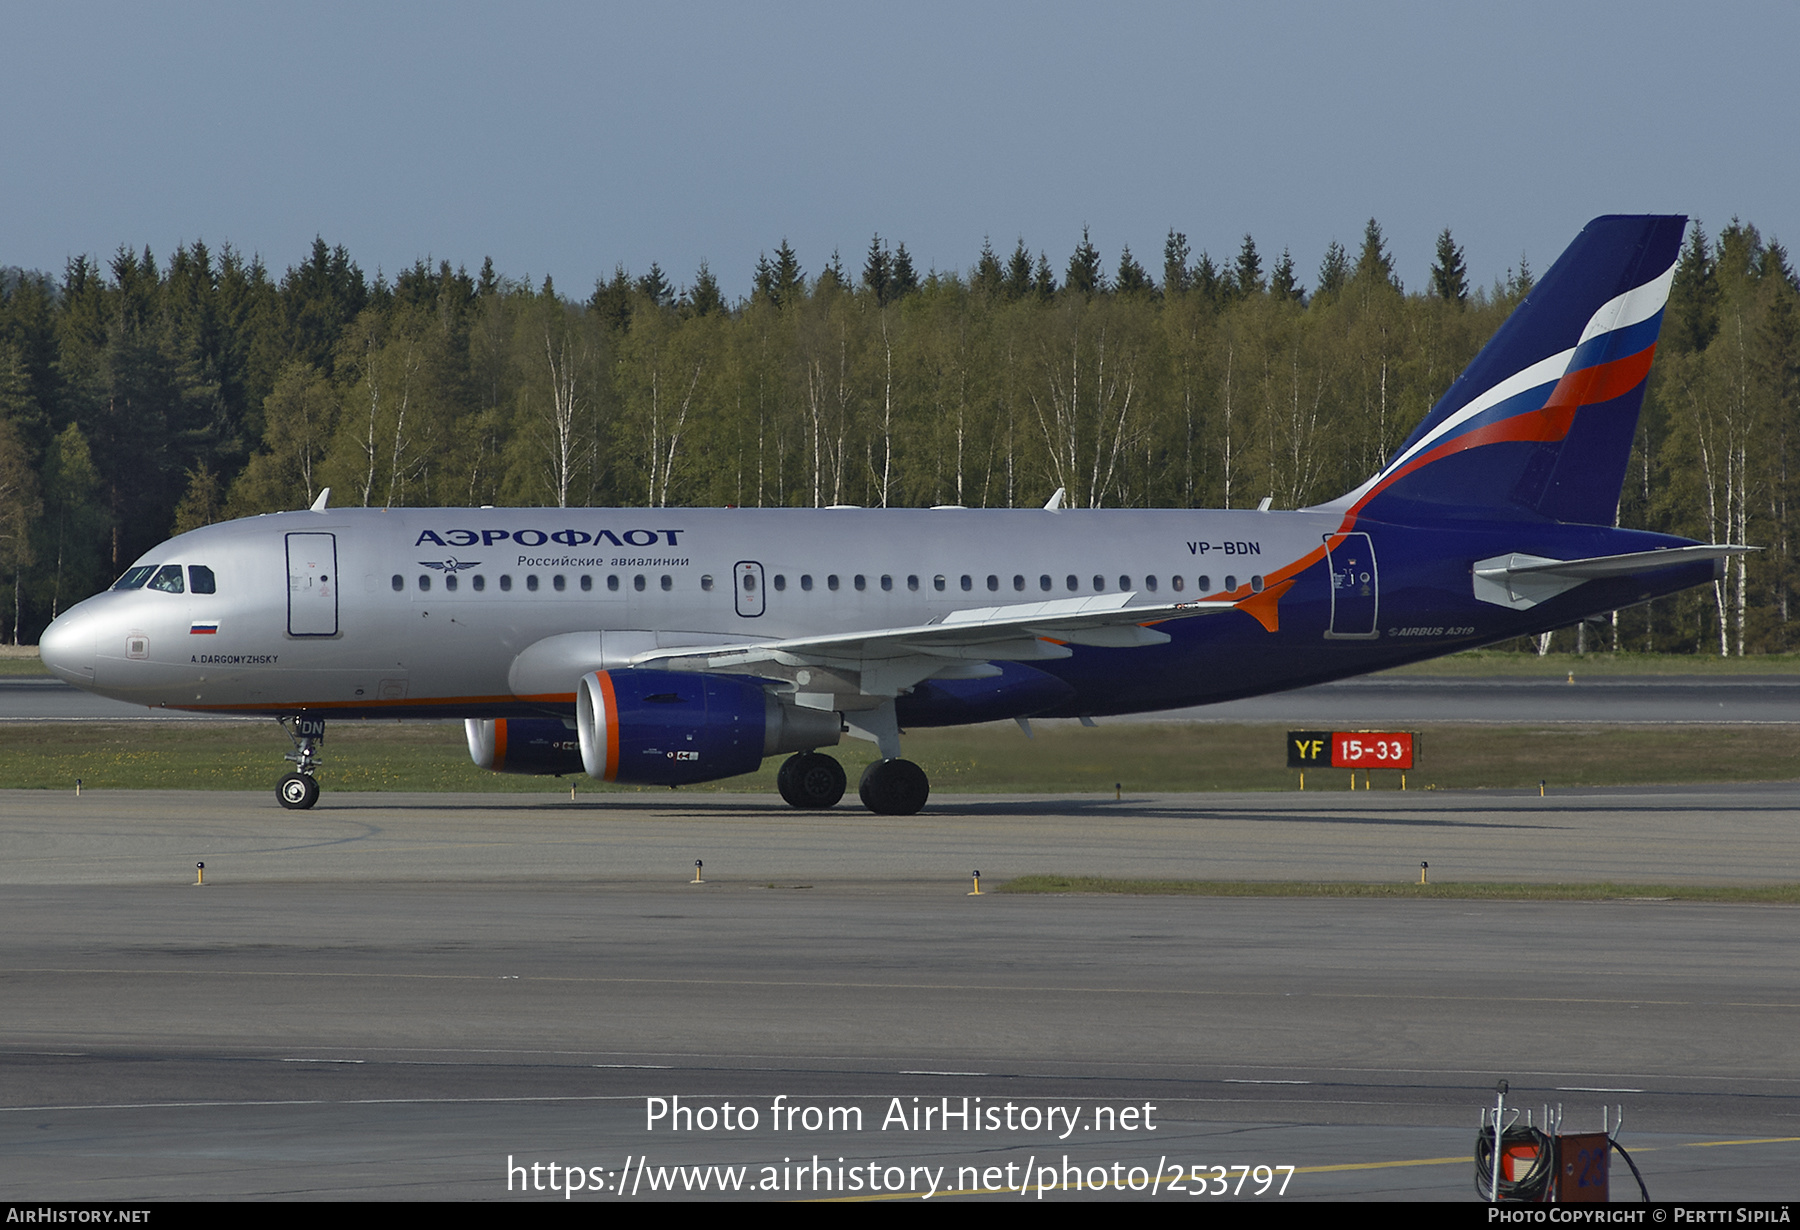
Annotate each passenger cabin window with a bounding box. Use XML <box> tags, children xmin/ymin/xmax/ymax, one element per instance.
<box><xmin>500</xmin><ymin>575</ymin><xmax>513</xmax><ymax>592</ymax></box>
<box><xmin>773</xmin><ymin>575</ymin><xmax>786</xmax><ymax>591</ymax></box>
<box><xmin>1066</xmin><ymin>575</ymin><xmax>1078</xmax><ymax>591</ymax></box>
<box><xmin>1039</xmin><ymin>575</ymin><xmax>1052</xmax><ymax>592</ymax></box>
<box><xmin>188</xmin><ymin>565</ymin><xmax>216</xmax><ymax>594</ymax></box>
<box><xmin>445</xmin><ymin>574</ymin><xmax>458</xmax><ymax>592</ymax></box>
<box><xmin>660</xmin><ymin>575</ymin><xmax>672</xmax><ymax>591</ymax></box>
<box><xmin>526</xmin><ymin>575</ymin><xmax>539</xmax><ymax>592</ymax></box>
<box><xmin>112</xmin><ymin>566</ymin><xmax>156</xmax><ymax>591</ymax></box>
<box><xmin>960</xmin><ymin>575</ymin><xmax>972</xmax><ymax>591</ymax></box>
<box><xmin>1093</xmin><ymin>575</ymin><xmax>1106</xmax><ymax>591</ymax></box>
<box><xmin>417</xmin><ymin>575</ymin><xmax>431</xmax><ymax>592</ymax></box>
<box><xmin>1172</xmin><ymin>576</ymin><xmax>1185</xmax><ymax>592</ymax></box>
<box><xmin>1198</xmin><ymin>575</ymin><xmax>1211</xmax><ymax>591</ymax></box>
<box><xmin>1013</xmin><ymin>575</ymin><xmax>1025</xmax><ymax>591</ymax></box>
<box><xmin>580</xmin><ymin>575</ymin><xmax>592</xmax><ymax>592</ymax></box>
<box><xmin>148</xmin><ymin>564</ymin><xmax>184</xmax><ymax>593</ymax></box>
<box><xmin>391</xmin><ymin>574</ymin><xmax>404</xmax><ymax>592</ymax></box>
<box><xmin>607</xmin><ymin>575</ymin><xmax>619</xmax><ymax>592</ymax></box>
<box><xmin>827</xmin><ymin>575</ymin><xmax>840</xmax><ymax>591</ymax></box>
<box><xmin>552</xmin><ymin>575</ymin><xmax>565</xmax><ymax>592</ymax></box>
<box><xmin>473</xmin><ymin>574</ymin><xmax>486</xmax><ymax>592</ymax></box>
<box><xmin>934</xmin><ymin>576</ymin><xmax>946</xmax><ymax>592</ymax></box>
<box><xmin>633</xmin><ymin>575</ymin><xmax>645</xmax><ymax>591</ymax></box>
<box><xmin>801</xmin><ymin>575</ymin><xmax>814</xmax><ymax>591</ymax></box>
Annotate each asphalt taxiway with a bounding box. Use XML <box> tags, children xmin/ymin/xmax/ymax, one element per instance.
<box><xmin>3</xmin><ymin>786</ymin><xmax>1799</xmax><ymax>1201</ymax></box>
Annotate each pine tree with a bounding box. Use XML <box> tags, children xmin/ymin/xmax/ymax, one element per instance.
<box><xmin>1003</xmin><ymin>240</ymin><xmax>1034</xmax><ymax>301</ymax></box>
<box><xmin>1033</xmin><ymin>252</ymin><xmax>1058</xmax><ymax>300</ymax></box>
<box><xmin>1233</xmin><ymin>234</ymin><xmax>1264</xmax><ymax>297</ymax></box>
<box><xmin>280</xmin><ymin>238</ymin><xmax>367</xmax><ymax>375</ymax></box>
<box><xmin>1193</xmin><ymin>252</ymin><xmax>1222</xmax><ymax>304</ymax></box>
<box><xmin>636</xmin><ymin>262</ymin><xmax>674</xmax><ymax>309</ymax></box>
<box><xmin>684</xmin><ymin>261</ymin><xmax>725</xmax><ymax>317</ymax></box>
<box><xmin>1115</xmin><ymin>245</ymin><xmax>1152</xmax><ymax>297</ymax></box>
<box><xmin>862</xmin><ymin>234</ymin><xmax>892</xmax><ymax>304</ymax></box>
<box><xmin>589</xmin><ymin>266</ymin><xmax>634</xmax><ymax>332</ymax></box>
<box><xmin>1430</xmin><ymin>227</ymin><xmax>1468</xmax><ymax>306</ymax></box>
<box><xmin>1759</xmin><ymin>240</ymin><xmax>1797</xmax><ymax>291</ymax></box>
<box><xmin>890</xmin><ymin>243</ymin><xmax>919</xmax><ymax>299</ymax></box>
<box><xmin>773</xmin><ymin>240</ymin><xmax>805</xmax><ymax>307</ymax></box>
<box><xmin>1316</xmin><ymin>241</ymin><xmax>1348</xmax><ymax>298</ymax></box>
<box><xmin>1065</xmin><ymin>227</ymin><xmax>1103</xmax><ymax>297</ymax></box>
<box><xmin>1512</xmin><ymin>253</ymin><xmax>1534</xmax><ymax>297</ymax></box>
<box><xmin>1353</xmin><ymin>219</ymin><xmax>1399</xmax><ymax>291</ymax></box>
<box><xmin>1163</xmin><ymin>229</ymin><xmax>1192</xmax><ymax>297</ymax></box>
<box><xmin>974</xmin><ymin>239</ymin><xmax>1003</xmax><ymax>298</ymax></box>
<box><xmin>752</xmin><ymin>253</ymin><xmax>778</xmax><ymax>306</ymax></box>
<box><xmin>1269</xmin><ymin>248</ymin><xmax>1303</xmax><ymax>302</ymax></box>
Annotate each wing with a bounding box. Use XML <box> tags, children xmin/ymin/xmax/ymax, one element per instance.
<box><xmin>632</xmin><ymin>590</ymin><xmax>1264</xmax><ymax>707</ymax></box>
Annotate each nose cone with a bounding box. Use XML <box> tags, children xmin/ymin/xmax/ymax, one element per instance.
<box><xmin>39</xmin><ymin>607</ymin><xmax>98</xmax><ymax>687</ymax></box>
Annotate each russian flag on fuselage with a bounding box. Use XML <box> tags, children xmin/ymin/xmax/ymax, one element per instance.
<box><xmin>1320</xmin><ymin>215</ymin><xmax>1687</xmax><ymax>528</ymax></box>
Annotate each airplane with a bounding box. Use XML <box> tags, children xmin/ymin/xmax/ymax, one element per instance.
<box><xmin>37</xmin><ymin>214</ymin><xmax>1746</xmax><ymax>815</ymax></box>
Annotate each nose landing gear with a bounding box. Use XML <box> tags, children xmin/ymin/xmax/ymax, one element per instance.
<box><xmin>277</xmin><ymin>715</ymin><xmax>326</xmax><ymax>809</ymax></box>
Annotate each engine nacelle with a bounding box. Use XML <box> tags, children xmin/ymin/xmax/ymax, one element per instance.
<box><xmin>575</xmin><ymin>669</ymin><xmax>841</xmax><ymax>786</ymax></box>
<box><xmin>465</xmin><ymin>718</ymin><xmax>586</xmax><ymax>776</ymax></box>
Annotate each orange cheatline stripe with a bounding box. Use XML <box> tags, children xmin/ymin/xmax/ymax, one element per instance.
<box><xmin>171</xmin><ymin>691</ymin><xmax>578</xmax><ymax>714</ymax></box>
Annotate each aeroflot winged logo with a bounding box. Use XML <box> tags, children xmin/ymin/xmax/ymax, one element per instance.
<box><xmin>419</xmin><ymin>558</ymin><xmax>481</xmax><ymax>573</ymax></box>
<box><xmin>413</xmin><ymin>527</ymin><xmax>686</xmax><ymax>548</ymax></box>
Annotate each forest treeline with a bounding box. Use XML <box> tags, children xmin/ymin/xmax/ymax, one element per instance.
<box><xmin>0</xmin><ymin>219</ymin><xmax>1794</xmax><ymax>652</ymax></box>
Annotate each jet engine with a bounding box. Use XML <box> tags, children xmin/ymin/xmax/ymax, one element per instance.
<box><xmin>575</xmin><ymin>669</ymin><xmax>841</xmax><ymax>786</ymax></box>
<box><xmin>465</xmin><ymin>717</ymin><xmax>586</xmax><ymax>776</ymax></box>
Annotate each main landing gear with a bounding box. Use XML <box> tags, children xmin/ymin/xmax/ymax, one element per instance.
<box><xmin>777</xmin><ymin>751</ymin><xmax>847</xmax><ymax>809</ymax></box>
<box><xmin>774</xmin><ymin>751</ymin><xmax>931</xmax><ymax>814</ymax></box>
<box><xmin>276</xmin><ymin>714</ymin><xmax>326</xmax><ymax>810</ymax></box>
<box><xmin>858</xmin><ymin>758</ymin><xmax>930</xmax><ymax>815</ymax></box>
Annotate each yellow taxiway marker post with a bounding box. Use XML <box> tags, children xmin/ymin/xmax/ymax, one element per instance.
<box><xmin>691</xmin><ymin>859</ymin><xmax>704</xmax><ymax>885</ymax></box>
<box><xmin>968</xmin><ymin>871</ymin><xmax>982</xmax><ymax>896</ymax></box>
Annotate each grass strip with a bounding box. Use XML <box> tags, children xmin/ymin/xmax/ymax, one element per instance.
<box><xmin>3</xmin><ymin>720</ymin><xmax>1800</xmax><ymax>793</ymax></box>
<box><xmin>997</xmin><ymin>876</ymin><xmax>1800</xmax><ymax>903</ymax></box>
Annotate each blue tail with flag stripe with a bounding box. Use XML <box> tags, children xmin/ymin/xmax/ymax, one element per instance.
<box><xmin>1319</xmin><ymin>214</ymin><xmax>1687</xmax><ymax>528</ymax></box>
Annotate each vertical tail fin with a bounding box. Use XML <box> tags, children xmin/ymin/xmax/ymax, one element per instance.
<box><xmin>1321</xmin><ymin>214</ymin><xmax>1687</xmax><ymax>526</ymax></box>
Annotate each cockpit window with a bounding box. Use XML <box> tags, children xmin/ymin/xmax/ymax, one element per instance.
<box><xmin>188</xmin><ymin>565</ymin><xmax>216</xmax><ymax>595</ymax></box>
<box><xmin>112</xmin><ymin>566</ymin><xmax>155</xmax><ymax>591</ymax></box>
<box><xmin>147</xmin><ymin>564</ymin><xmax>185</xmax><ymax>594</ymax></box>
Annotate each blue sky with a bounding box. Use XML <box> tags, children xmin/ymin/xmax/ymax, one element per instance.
<box><xmin>5</xmin><ymin>2</ymin><xmax>1795</xmax><ymax>299</ymax></box>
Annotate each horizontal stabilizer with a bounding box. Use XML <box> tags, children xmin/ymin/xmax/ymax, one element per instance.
<box><xmin>1472</xmin><ymin>544</ymin><xmax>1752</xmax><ymax>610</ymax></box>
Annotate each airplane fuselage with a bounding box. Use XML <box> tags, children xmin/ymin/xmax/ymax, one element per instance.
<box><xmin>40</xmin><ymin>504</ymin><xmax>1715</xmax><ymax>723</ymax></box>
